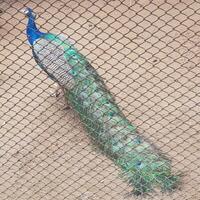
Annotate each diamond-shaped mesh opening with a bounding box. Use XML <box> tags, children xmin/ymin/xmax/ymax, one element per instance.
<box><xmin>0</xmin><ymin>0</ymin><xmax>199</xmax><ymax>200</ymax></box>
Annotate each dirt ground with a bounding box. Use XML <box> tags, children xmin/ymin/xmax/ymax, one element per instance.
<box><xmin>0</xmin><ymin>0</ymin><xmax>199</xmax><ymax>199</ymax></box>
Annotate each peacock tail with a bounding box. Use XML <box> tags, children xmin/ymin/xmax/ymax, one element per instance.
<box><xmin>23</xmin><ymin>8</ymin><xmax>180</xmax><ymax>195</ymax></box>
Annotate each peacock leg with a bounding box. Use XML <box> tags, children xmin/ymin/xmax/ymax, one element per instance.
<box><xmin>49</xmin><ymin>84</ymin><xmax>70</xmax><ymax>110</ymax></box>
<box><xmin>61</xmin><ymin>87</ymin><xmax>71</xmax><ymax>110</ymax></box>
<box><xmin>49</xmin><ymin>83</ymin><xmax>62</xmax><ymax>97</ymax></box>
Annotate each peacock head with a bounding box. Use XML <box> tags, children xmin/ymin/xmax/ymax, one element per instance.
<box><xmin>21</xmin><ymin>7</ymin><xmax>36</xmax><ymax>19</ymax></box>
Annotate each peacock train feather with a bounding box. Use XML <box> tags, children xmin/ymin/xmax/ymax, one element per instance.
<box><xmin>22</xmin><ymin>7</ymin><xmax>180</xmax><ymax>195</ymax></box>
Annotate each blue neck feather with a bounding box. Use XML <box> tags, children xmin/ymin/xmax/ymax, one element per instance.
<box><xmin>26</xmin><ymin>15</ymin><xmax>45</xmax><ymax>45</ymax></box>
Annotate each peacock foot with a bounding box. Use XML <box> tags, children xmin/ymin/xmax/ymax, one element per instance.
<box><xmin>49</xmin><ymin>84</ymin><xmax>63</xmax><ymax>97</ymax></box>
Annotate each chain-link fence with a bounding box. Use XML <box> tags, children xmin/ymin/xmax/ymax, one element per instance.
<box><xmin>0</xmin><ymin>0</ymin><xmax>199</xmax><ymax>199</ymax></box>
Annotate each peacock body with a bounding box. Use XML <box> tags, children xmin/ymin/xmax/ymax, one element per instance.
<box><xmin>23</xmin><ymin>8</ymin><xmax>180</xmax><ymax>195</ymax></box>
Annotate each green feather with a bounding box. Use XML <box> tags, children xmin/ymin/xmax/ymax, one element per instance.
<box><xmin>33</xmin><ymin>33</ymin><xmax>180</xmax><ymax>195</ymax></box>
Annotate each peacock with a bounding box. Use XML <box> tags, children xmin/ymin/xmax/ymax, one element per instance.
<box><xmin>22</xmin><ymin>7</ymin><xmax>180</xmax><ymax>195</ymax></box>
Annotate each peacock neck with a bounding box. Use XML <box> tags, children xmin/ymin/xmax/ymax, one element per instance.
<box><xmin>27</xmin><ymin>16</ymin><xmax>44</xmax><ymax>45</ymax></box>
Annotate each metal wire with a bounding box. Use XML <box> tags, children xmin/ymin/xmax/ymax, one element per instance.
<box><xmin>0</xmin><ymin>0</ymin><xmax>199</xmax><ymax>199</ymax></box>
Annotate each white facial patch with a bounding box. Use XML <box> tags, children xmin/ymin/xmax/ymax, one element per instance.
<box><xmin>21</xmin><ymin>8</ymin><xmax>29</xmax><ymax>15</ymax></box>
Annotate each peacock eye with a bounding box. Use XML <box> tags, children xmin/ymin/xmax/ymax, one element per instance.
<box><xmin>136</xmin><ymin>161</ymin><xmax>143</xmax><ymax>169</ymax></box>
<box><xmin>69</xmin><ymin>69</ymin><xmax>77</xmax><ymax>76</ymax></box>
<box><xmin>133</xmin><ymin>137</ymin><xmax>141</xmax><ymax>144</ymax></box>
<box><xmin>109</xmin><ymin>111</ymin><xmax>115</xmax><ymax>117</ymax></box>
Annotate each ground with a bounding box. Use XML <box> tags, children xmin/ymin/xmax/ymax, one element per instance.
<box><xmin>0</xmin><ymin>0</ymin><xmax>199</xmax><ymax>199</ymax></box>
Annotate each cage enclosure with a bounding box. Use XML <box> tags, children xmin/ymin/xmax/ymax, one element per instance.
<box><xmin>0</xmin><ymin>0</ymin><xmax>199</xmax><ymax>200</ymax></box>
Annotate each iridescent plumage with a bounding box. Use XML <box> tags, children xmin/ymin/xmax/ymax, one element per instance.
<box><xmin>23</xmin><ymin>7</ymin><xmax>180</xmax><ymax>195</ymax></box>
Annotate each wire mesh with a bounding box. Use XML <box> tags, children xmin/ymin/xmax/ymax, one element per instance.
<box><xmin>0</xmin><ymin>0</ymin><xmax>199</xmax><ymax>199</ymax></box>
